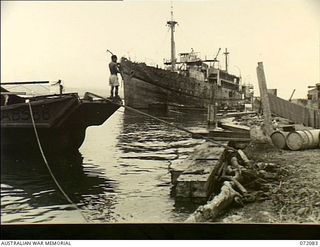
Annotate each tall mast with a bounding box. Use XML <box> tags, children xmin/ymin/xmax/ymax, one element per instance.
<box><xmin>224</xmin><ymin>48</ymin><xmax>229</xmax><ymax>72</ymax></box>
<box><xmin>167</xmin><ymin>2</ymin><xmax>178</xmax><ymax>71</ymax></box>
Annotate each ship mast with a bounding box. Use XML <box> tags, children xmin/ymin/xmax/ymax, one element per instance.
<box><xmin>167</xmin><ymin>2</ymin><xmax>178</xmax><ymax>71</ymax></box>
<box><xmin>224</xmin><ymin>48</ymin><xmax>229</xmax><ymax>72</ymax></box>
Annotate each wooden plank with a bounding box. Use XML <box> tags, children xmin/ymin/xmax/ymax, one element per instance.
<box><xmin>219</xmin><ymin>122</ymin><xmax>250</xmax><ymax>133</ymax></box>
<box><xmin>191</xmin><ymin>130</ymin><xmax>250</xmax><ymax>141</ymax></box>
<box><xmin>171</xmin><ymin>143</ymin><xmax>226</xmax><ymax>198</ymax></box>
<box><xmin>208</xmin><ymin>130</ymin><xmax>250</xmax><ymax>138</ymax></box>
<box><xmin>211</xmin><ymin>137</ymin><xmax>250</xmax><ymax>141</ymax></box>
<box><xmin>217</xmin><ymin>111</ymin><xmax>257</xmax><ymax>118</ymax></box>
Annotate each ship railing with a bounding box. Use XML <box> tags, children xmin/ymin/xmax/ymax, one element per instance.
<box><xmin>1</xmin><ymin>80</ymin><xmax>82</xmax><ymax>106</ymax></box>
<box><xmin>1</xmin><ymin>92</ymin><xmax>81</xmax><ymax>107</ymax></box>
<box><xmin>1</xmin><ymin>81</ymin><xmax>51</xmax><ymax>85</ymax></box>
<box><xmin>1</xmin><ymin>80</ymin><xmax>64</xmax><ymax>96</ymax></box>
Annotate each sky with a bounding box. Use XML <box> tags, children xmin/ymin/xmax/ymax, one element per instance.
<box><xmin>1</xmin><ymin>0</ymin><xmax>320</xmax><ymax>98</ymax></box>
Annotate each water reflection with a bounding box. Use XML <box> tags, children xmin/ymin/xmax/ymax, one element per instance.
<box><xmin>1</xmin><ymin>151</ymin><xmax>117</xmax><ymax>223</ymax></box>
<box><xmin>2</xmin><ymin>108</ymin><xmax>212</xmax><ymax>223</ymax></box>
<box><xmin>116</xmin><ymin>109</ymin><xmax>208</xmax><ymax>221</ymax></box>
<box><xmin>118</xmin><ymin>109</ymin><xmax>207</xmax><ymax>160</ymax></box>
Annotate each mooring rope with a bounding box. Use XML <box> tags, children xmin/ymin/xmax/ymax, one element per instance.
<box><xmin>27</xmin><ymin>101</ymin><xmax>89</xmax><ymax>223</ymax></box>
<box><xmin>87</xmin><ymin>92</ymin><xmax>237</xmax><ymax>152</ymax></box>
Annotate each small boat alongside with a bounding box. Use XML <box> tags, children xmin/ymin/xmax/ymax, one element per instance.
<box><xmin>1</xmin><ymin>82</ymin><xmax>121</xmax><ymax>154</ymax></box>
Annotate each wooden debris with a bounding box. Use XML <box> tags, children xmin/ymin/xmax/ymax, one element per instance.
<box><xmin>236</xmin><ymin>149</ymin><xmax>251</xmax><ymax>166</ymax></box>
<box><xmin>175</xmin><ymin>174</ymin><xmax>213</xmax><ymax>198</ymax></box>
<box><xmin>171</xmin><ymin>135</ymin><xmax>292</xmax><ymax>223</ymax></box>
<box><xmin>184</xmin><ymin>146</ymin><xmax>286</xmax><ymax>222</ymax></box>
<box><xmin>185</xmin><ymin>181</ymin><xmax>240</xmax><ymax>222</ymax></box>
<box><xmin>250</xmin><ymin>126</ymin><xmax>272</xmax><ymax>144</ymax></box>
<box><xmin>170</xmin><ymin>142</ymin><xmax>226</xmax><ymax>198</ymax></box>
<box><xmin>185</xmin><ymin>152</ymin><xmax>250</xmax><ymax>222</ymax></box>
<box><xmin>219</xmin><ymin>122</ymin><xmax>251</xmax><ymax>133</ymax></box>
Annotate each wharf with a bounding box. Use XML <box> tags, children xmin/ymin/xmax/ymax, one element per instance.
<box><xmin>169</xmin><ymin>109</ymin><xmax>320</xmax><ymax>223</ymax></box>
<box><xmin>169</xmin><ymin>142</ymin><xmax>226</xmax><ymax>199</ymax></box>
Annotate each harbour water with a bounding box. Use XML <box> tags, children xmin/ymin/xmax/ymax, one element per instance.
<box><xmin>1</xmin><ymin>108</ymin><xmax>209</xmax><ymax>223</ymax></box>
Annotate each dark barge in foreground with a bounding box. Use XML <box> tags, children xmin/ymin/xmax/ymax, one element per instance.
<box><xmin>1</xmin><ymin>83</ymin><xmax>120</xmax><ymax>153</ymax></box>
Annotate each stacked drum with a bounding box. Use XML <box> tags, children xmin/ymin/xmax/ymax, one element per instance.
<box><xmin>271</xmin><ymin>129</ymin><xmax>320</xmax><ymax>151</ymax></box>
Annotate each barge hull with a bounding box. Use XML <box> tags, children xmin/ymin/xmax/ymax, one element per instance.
<box><xmin>1</xmin><ymin>94</ymin><xmax>120</xmax><ymax>154</ymax></box>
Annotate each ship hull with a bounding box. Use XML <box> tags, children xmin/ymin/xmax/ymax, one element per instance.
<box><xmin>122</xmin><ymin>73</ymin><xmax>168</xmax><ymax>109</ymax></box>
<box><xmin>121</xmin><ymin>58</ymin><xmax>212</xmax><ymax>109</ymax></box>
<box><xmin>1</xmin><ymin>93</ymin><xmax>120</xmax><ymax>154</ymax></box>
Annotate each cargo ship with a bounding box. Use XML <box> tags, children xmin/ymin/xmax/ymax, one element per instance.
<box><xmin>120</xmin><ymin>9</ymin><xmax>245</xmax><ymax>110</ymax></box>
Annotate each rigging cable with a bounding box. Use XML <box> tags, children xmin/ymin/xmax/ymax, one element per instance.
<box><xmin>27</xmin><ymin>101</ymin><xmax>89</xmax><ymax>223</ymax></box>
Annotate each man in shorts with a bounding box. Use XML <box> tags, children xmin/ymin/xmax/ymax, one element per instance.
<box><xmin>109</xmin><ymin>55</ymin><xmax>121</xmax><ymax>98</ymax></box>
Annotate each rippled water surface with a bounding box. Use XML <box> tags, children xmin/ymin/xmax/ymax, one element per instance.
<box><xmin>1</xmin><ymin>109</ymin><xmax>209</xmax><ymax>223</ymax></box>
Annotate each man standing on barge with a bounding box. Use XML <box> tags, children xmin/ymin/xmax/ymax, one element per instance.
<box><xmin>109</xmin><ymin>55</ymin><xmax>121</xmax><ymax>99</ymax></box>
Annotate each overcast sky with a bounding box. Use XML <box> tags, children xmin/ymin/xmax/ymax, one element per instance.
<box><xmin>1</xmin><ymin>0</ymin><xmax>319</xmax><ymax>98</ymax></box>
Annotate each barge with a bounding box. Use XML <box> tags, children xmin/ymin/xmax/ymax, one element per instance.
<box><xmin>1</xmin><ymin>81</ymin><xmax>120</xmax><ymax>154</ymax></box>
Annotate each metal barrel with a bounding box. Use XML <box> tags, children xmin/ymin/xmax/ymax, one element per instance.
<box><xmin>286</xmin><ymin>130</ymin><xmax>310</xmax><ymax>151</ymax></box>
<box><xmin>304</xmin><ymin>129</ymin><xmax>320</xmax><ymax>148</ymax></box>
<box><xmin>312</xmin><ymin>129</ymin><xmax>320</xmax><ymax>148</ymax></box>
<box><xmin>270</xmin><ymin>131</ymin><xmax>289</xmax><ymax>149</ymax></box>
<box><xmin>286</xmin><ymin>130</ymin><xmax>320</xmax><ymax>151</ymax></box>
<box><xmin>305</xmin><ymin>129</ymin><xmax>320</xmax><ymax>148</ymax></box>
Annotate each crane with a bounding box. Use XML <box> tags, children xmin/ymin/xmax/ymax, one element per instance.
<box><xmin>212</xmin><ymin>48</ymin><xmax>221</xmax><ymax>68</ymax></box>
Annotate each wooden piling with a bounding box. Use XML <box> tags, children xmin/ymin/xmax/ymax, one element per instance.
<box><xmin>207</xmin><ymin>83</ymin><xmax>218</xmax><ymax>126</ymax></box>
<box><xmin>207</xmin><ymin>104</ymin><xmax>217</xmax><ymax>125</ymax></box>
<box><xmin>256</xmin><ymin>62</ymin><xmax>273</xmax><ymax>136</ymax></box>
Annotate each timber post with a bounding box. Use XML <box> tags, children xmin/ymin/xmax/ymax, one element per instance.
<box><xmin>256</xmin><ymin>62</ymin><xmax>273</xmax><ymax>136</ymax></box>
<box><xmin>207</xmin><ymin>83</ymin><xmax>218</xmax><ymax>127</ymax></box>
